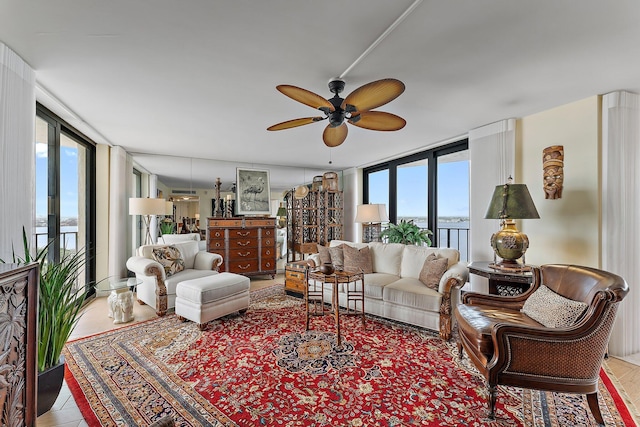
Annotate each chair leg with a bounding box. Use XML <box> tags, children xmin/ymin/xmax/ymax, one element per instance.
<box><xmin>586</xmin><ymin>392</ymin><xmax>605</xmax><ymax>426</ymax></box>
<box><xmin>457</xmin><ymin>341</ymin><xmax>463</xmax><ymax>359</ymax></box>
<box><xmin>488</xmin><ymin>384</ymin><xmax>497</xmax><ymax>420</ymax></box>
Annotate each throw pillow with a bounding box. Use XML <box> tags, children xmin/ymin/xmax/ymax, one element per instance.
<box><xmin>317</xmin><ymin>244</ymin><xmax>332</xmax><ymax>265</ymax></box>
<box><xmin>329</xmin><ymin>245</ymin><xmax>345</xmax><ymax>269</ymax></box>
<box><xmin>419</xmin><ymin>253</ymin><xmax>449</xmax><ymax>291</ymax></box>
<box><xmin>521</xmin><ymin>285</ymin><xmax>589</xmax><ymax>328</ymax></box>
<box><xmin>151</xmin><ymin>246</ymin><xmax>185</xmax><ymax>277</ymax></box>
<box><xmin>342</xmin><ymin>245</ymin><xmax>373</xmax><ymax>274</ymax></box>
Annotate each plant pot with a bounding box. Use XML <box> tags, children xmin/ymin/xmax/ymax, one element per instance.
<box><xmin>37</xmin><ymin>356</ymin><xmax>65</xmax><ymax>416</ymax></box>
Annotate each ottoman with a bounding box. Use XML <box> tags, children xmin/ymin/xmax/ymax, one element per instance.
<box><xmin>175</xmin><ymin>272</ymin><xmax>250</xmax><ymax>330</ymax></box>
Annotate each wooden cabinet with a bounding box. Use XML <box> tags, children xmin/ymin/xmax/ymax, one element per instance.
<box><xmin>285</xmin><ymin>190</ymin><xmax>343</xmax><ymax>262</ymax></box>
<box><xmin>284</xmin><ymin>262</ymin><xmax>307</xmax><ymax>294</ymax></box>
<box><xmin>0</xmin><ymin>263</ymin><xmax>38</xmax><ymax>427</ymax></box>
<box><xmin>207</xmin><ymin>217</ymin><xmax>277</xmax><ymax>278</ymax></box>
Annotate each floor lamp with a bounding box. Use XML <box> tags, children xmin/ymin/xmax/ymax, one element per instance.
<box><xmin>355</xmin><ymin>204</ymin><xmax>389</xmax><ymax>243</ymax></box>
<box><xmin>129</xmin><ymin>198</ymin><xmax>167</xmax><ymax>245</ymax></box>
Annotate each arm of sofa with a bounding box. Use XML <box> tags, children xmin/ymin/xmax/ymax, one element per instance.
<box><xmin>194</xmin><ymin>251</ymin><xmax>223</xmax><ymax>271</ymax></box>
<box><xmin>438</xmin><ymin>261</ymin><xmax>468</xmax><ymax>341</ymax></box>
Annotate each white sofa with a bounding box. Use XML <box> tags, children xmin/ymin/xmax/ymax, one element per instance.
<box><xmin>126</xmin><ymin>240</ymin><xmax>223</xmax><ymax>316</ymax></box>
<box><xmin>303</xmin><ymin>240</ymin><xmax>468</xmax><ymax>340</ymax></box>
<box><xmin>161</xmin><ymin>233</ymin><xmax>206</xmax><ymax>251</ymax></box>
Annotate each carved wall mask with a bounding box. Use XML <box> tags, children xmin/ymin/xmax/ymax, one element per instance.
<box><xmin>543</xmin><ymin>145</ymin><xmax>564</xmax><ymax>199</ymax></box>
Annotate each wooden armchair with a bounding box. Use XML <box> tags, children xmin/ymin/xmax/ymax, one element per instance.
<box><xmin>455</xmin><ymin>264</ymin><xmax>628</xmax><ymax>424</ymax></box>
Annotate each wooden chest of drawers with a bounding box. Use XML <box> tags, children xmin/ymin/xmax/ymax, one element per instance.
<box><xmin>284</xmin><ymin>262</ymin><xmax>307</xmax><ymax>294</ymax></box>
<box><xmin>207</xmin><ymin>217</ymin><xmax>277</xmax><ymax>278</ymax></box>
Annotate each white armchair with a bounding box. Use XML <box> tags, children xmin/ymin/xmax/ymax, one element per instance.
<box><xmin>126</xmin><ymin>240</ymin><xmax>222</xmax><ymax>316</ymax></box>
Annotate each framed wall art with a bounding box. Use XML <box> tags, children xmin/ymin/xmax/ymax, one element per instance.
<box><xmin>236</xmin><ymin>168</ymin><xmax>271</xmax><ymax>215</ymax></box>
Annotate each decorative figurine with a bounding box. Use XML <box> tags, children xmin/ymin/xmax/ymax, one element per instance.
<box><xmin>543</xmin><ymin>145</ymin><xmax>564</xmax><ymax>199</ymax></box>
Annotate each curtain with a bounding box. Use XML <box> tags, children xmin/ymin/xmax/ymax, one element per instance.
<box><xmin>468</xmin><ymin>119</ymin><xmax>516</xmax><ymax>291</ymax></box>
<box><xmin>0</xmin><ymin>43</ymin><xmax>35</xmax><ymax>260</ymax></box>
<box><xmin>602</xmin><ymin>91</ymin><xmax>640</xmax><ymax>357</ymax></box>
<box><xmin>149</xmin><ymin>174</ymin><xmax>158</xmax><ymax>244</ymax></box>
<box><xmin>108</xmin><ymin>146</ymin><xmax>133</xmax><ymax>278</ymax></box>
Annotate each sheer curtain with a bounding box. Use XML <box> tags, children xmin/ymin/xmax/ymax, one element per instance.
<box><xmin>0</xmin><ymin>43</ymin><xmax>35</xmax><ymax>260</ymax></box>
<box><xmin>108</xmin><ymin>146</ymin><xmax>133</xmax><ymax>278</ymax></box>
<box><xmin>602</xmin><ymin>91</ymin><xmax>640</xmax><ymax>357</ymax></box>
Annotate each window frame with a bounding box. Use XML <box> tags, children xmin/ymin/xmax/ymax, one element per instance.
<box><xmin>363</xmin><ymin>139</ymin><xmax>468</xmax><ymax>246</ymax></box>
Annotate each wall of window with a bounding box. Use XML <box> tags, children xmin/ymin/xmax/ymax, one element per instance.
<box><xmin>36</xmin><ymin>104</ymin><xmax>96</xmax><ymax>293</ymax></box>
<box><xmin>363</xmin><ymin>139</ymin><xmax>469</xmax><ymax>259</ymax></box>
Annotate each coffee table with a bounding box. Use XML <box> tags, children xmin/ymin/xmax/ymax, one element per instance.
<box><xmin>306</xmin><ymin>269</ymin><xmax>365</xmax><ymax>346</ymax></box>
<box><xmin>95</xmin><ymin>277</ymin><xmax>141</xmax><ymax>324</ymax></box>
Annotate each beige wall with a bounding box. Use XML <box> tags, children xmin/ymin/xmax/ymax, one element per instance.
<box><xmin>95</xmin><ymin>144</ymin><xmax>110</xmax><ymax>281</ymax></box>
<box><xmin>518</xmin><ymin>96</ymin><xmax>601</xmax><ymax>267</ymax></box>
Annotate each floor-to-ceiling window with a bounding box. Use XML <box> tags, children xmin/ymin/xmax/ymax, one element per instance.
<box><xmin>363</xmin><ymin>139</ymin><xmax>469</xmax><ymax>260</ymax></box>
<box><xmin>35</xmin><ymin>104</ymin><xmax>96</xmax><ymax>293</ymax></box>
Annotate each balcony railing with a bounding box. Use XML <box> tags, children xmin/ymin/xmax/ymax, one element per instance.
<box><xmin>34</xmin><ymin>230</ymin><xmax>79</xmax><ymax>254</ymax></box>
<box><xmin>436</xmin><ymin>226</ymin><xmax>469</xmax><ymax>262</ymax></box>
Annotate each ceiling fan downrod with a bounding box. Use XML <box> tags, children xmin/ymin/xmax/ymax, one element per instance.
<box><xmin>328</xmin><ymin>78</ymin><xmax>347</xmax><ymax>127</ymax></box>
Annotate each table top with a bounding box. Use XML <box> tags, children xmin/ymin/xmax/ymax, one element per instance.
<box><xmin>308</xmin><ymin>269</ymin><xmax>364</xmax><ymax>282</ymax></box>
<box><xmin>468</xmin><ymin>261</ymin><xmax>534</xmax><ymax>282</ymax></box>
<box><xmin>95</xmin><ymin>277</ymin><xmax>141</xmax><ymax>292</ymax></box>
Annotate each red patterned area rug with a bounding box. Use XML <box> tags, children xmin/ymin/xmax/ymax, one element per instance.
<box><xmin>64</xmin><ymin>285</ymin><xmax>637</xmax><ymax>426</ymax></box>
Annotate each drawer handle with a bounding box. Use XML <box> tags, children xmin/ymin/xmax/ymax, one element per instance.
<box><xmin>236</xmin><ymin>231</ymin><xmax>251</xmax><ymax>236</ymax></box>
<box><xmin>237</xmin><ymin>241</ymin><xmax>251</xmax><ymax>246</ymax></box>
<box><xmin>238</xmin><ymin>264</ymin><xmax>250</xmax><ymax>270</ymax></box>
<box><xmin>238</xmin><ymin>252</ymin><xmax>250</xmax><ymax>257</ymax></box>
<box><xmin>264</xmin><ymin>230</ymin><xmax>272</xmax><ymax>235</ymax></box>
<box><xmin>265</xmin><ymin>250</ymin><xmax>271</xmax><ymax>255</ymax></box>
<box><xmin>214</xmin><ymin>232</ymin><xmax>222</xmax><ymax>237</ymax></box>
<box><xmin>265</xmin><ymin>262</ymin><xmax>271</xmax><ymax>267</ymax></box>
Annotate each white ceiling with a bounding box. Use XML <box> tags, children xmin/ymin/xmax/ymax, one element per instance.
<box><xmin>2</xmin><ymin>1</ymin><xmax>640</xmax><ymax>191</ymax></box>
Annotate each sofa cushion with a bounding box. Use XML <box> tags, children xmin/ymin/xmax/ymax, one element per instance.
<box><xmin>343</xmin><ymin>245</ymin><xmax>373</xmax><ymax>274</ymax></box>
<box><xmin>383</xmin><ymin>277</ymin><xmax>442</xmax><ymax>312</ymax></box>
<box><xmin>360</xmin><ymin>273</ymin><xmax>400</xmax><ymax>300</ymax></box>
<box><xmin>151</xmin><ymin>246</ymin><xmax>185</xmax><ymax>277</ymax></box>
<box><xmin>329</xmin><ymin>245</ymin><xmax>345</xmax><ymax>268</ymax></box>
<box><xmin>368</xmin><ymin>242</ymin><xmax>404</xmax><ymax>276</ymax></box>
<box><xmin>329</xmin><ymin>240</ymin><xmax>368</xmax><ymax>250</ymax></box>
<box><xmin>521</xmin><ymin>285</ymin><xmax>588</xmax><ymax>328</ymax></box>
<box><xmin>164</xmin><ymin>269</ymin><xmax>220</xmax><ymax>296</ymax></box>
<box><xmin>419</xmin><ymin>253</ymin><xmax>449</xmax><ymax>290</ymax></box>
<box><xmin>139</xmin><ymin>241</ymin><xmax>200</xmax><ymax>269</ymax></box>
<box><xmin>400</xmin><ymin>246</ymin><xmax>460</xmax><ymax>279</ymax></box>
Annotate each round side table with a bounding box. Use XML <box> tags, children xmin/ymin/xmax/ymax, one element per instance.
<box><xmin>96</xmin><ymin>278</ymin><xmax>141</xmax><ymax>324</ymax></box>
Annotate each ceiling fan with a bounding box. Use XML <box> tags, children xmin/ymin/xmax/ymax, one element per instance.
<box><xmin>267</xmin><ymin>78</ymin><xmax>406</xmax><ymax>147</ymax></box>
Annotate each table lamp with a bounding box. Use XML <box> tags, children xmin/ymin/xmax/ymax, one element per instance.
<box><xmin>276</xmin><ymin>203</ymin><xmax>287</xmax><ymax>228</ymax></box>
<box><xmin>355</xmin><ymin>204</ymin><xmax>389</xmax><ymax>243</ymax></box>
<box><xmin>129</xmin><ymin>197</ymin><xmax>167</xmax><ymax>245</ymax></box>
<box><xmin>485</xmin><ymin>178</ymin><xmax>539</xmax><ymax>270</ymax></box>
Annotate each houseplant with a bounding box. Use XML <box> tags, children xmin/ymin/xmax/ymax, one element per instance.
<box><xmin>380</xmin><ymin>219</ymin><xmax>433</xmax><ymax>246</ymax></box>
<box><xmin>2</xmin><ymin>228</ymin><xmax>89</xmax><ymax>415</ymax></box>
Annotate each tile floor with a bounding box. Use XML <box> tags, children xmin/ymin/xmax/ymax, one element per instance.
<box><xmin>37</xmin><ymin>272</ymin><xmax>640</xmax><ymax>426</ymax></box>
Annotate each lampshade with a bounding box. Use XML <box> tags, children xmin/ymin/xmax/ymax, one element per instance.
<box><xmin>129</xmin><ymin>198</ymin><xmax>166</xmax><ymax>216</ymax></box>
<box><xmin>485</xmin><ymin>183</ymin><xmax>540</xmax><ymax>220</ymax></box>
<box><xmin>355</xmin><ymin>204</ymin><xmax>389</xmax><ymax>223</ymax></box>
<box><xmin>165</xmin><ymin>201</ymin><xmax>174</xmax><ymax>215</ymax></box>
<box><xmin>276</xmin><ymin>206</ymin><xmax>287</xmax><ymax>217</ymax></box>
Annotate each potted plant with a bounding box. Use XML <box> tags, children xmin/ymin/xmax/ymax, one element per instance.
<box><xmin>160</xmin><ymin>218</ymin><xmax>175</xmax><ymax>235</ymax></box>
<box><xmin>380</xmin><ymin>219</ymin><xmax>433</xmax><ymax>246</ymax></box>
<box><xmin>2</xmin><ymin>228</ymin><xmax>89</xmax><ymax>415</ymax></box>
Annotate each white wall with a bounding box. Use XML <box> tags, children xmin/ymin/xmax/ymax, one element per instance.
<box><xmin>95</xmin><ymin>144</ymin><xmax>110</xmax><ymax>281</ymax></box>
<box><xmin>519</xmin><ymin>96</ymin><xmax>600</xmax><ymax>267</ymax></box>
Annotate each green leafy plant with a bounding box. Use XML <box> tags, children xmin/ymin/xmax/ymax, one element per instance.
<box><xmin>1</xmin><ymin>227</ymin><xmax>89</xmax><ymax>371</ymax></box>
<box><xmin>380</xmin><ymin>219</ymin><xmax>433</xmax><ymax>246</ymax></box>
<box><xmin>160</xmin><ymin>219</ymin><xmax>175</xmax><ymax>235</ymax></box>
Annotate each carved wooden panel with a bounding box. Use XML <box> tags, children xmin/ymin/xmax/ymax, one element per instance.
<box><xmin>0</xmin><ymin>263</ymin><xmax>38</xmax><ymax>427</ymax></box>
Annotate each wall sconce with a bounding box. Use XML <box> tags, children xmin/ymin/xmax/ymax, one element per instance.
<box><xmin>485</xmin><ymin>178</ymin><xmax>539</xmax><ymax>270</ymax></box>
<box><xmin>355</xmin><ymin>204</ymin><xmax>389</xmax><ymax>243</ymax></box>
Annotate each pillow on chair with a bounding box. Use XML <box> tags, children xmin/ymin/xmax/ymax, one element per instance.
<box><xmin>152</xmin><ymin>246</ymin><xmax>185</xmax><ymax>277</ymax></box>
<box><xmin>317</xmin><ymin>244</ymin><xmax>332</xmax><ymax>265</ymax></box>
<box><xmin>521</xmin><ymin>285</ymin><xmax>588</xmax><ymax>328</ymax></box>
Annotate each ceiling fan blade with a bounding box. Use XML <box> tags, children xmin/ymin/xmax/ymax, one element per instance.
<box><xmin>323</xmin><ymin>123</ymin><xmax>348</xmax><ymax>147</ymax></box>
<box><xmin>267</xmin><ymin>117</ymin><xmax>324</xmax><ymax>131</ymax></box>
<box><xmin>348</xmin><ymin>111</ymin><xmax>406</xmax><ymax>131</ymax></box>
<box><xmin>277</xmin><ymin>85</ymin><xmax>334</xmax><ymax>111</ymax></box>
<box><xmin>341</xmin><ymin>78</ymin><xmax>405</xmax><ymax>114</ymax></box>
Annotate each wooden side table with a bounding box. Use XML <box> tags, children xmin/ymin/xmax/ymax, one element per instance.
<box><xmin>468</xmin><ymin>261</ymin><xmax>534</xmax><ymax>296</ymax></box>
<box><xmin>306</xmin><ymin>269</ymin><xmax>365</xmax><ymax>346</ymax></box>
